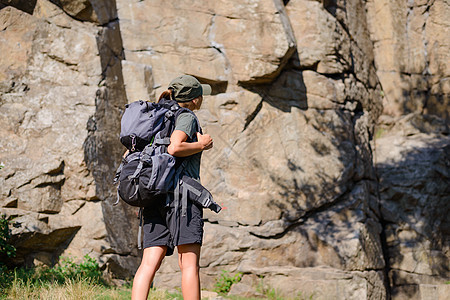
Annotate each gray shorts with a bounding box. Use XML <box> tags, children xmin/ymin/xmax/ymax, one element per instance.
<box><xmin>142</xmin><ymin>197</ymin><xmax>204</xmax><ymax>256</ymax></box>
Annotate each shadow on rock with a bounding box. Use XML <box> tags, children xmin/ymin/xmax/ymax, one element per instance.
<box><xmin>375</xmin><ymin>114</ymin><xmax>450</xmax><ymax>298</ymax></box>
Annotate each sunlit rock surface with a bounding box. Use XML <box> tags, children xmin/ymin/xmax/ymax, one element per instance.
<box><xmin>0</xmin><ymin>0</ymin><xmax>448</xmax><ymax>298</ymax></box>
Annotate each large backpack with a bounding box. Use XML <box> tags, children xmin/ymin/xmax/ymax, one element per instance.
<box><xmin>113</xmin><ymin>98</ymin><xmax>186</xmax><ymax>207</ymax></box>
<box><xmin>113</xmin><ymin>98</ymin><xmax>221</xmax><ymax>248</ymax></box>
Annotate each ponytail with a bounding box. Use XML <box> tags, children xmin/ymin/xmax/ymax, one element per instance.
<box><xmin>158</xmin><ymin>88</ymin><xmax>173</xmax><ymax>102</ymax></box>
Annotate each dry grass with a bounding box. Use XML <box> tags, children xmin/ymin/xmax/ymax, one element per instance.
<box><xmin>5</xmin><ymin>278</ymin><xmax>103</xmax><ymax>300</ymax></box>
<box><xmin>2</xmin><ymin>277</ymin><xmax>181</xmax><ymax>300</ymax></box>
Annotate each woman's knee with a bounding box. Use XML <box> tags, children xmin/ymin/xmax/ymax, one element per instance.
<box><xmin>140</xmin><ymin>259</ymin><xmax>163</xmax><ymax>273</ymax></box>
<box><xmin>179</xmin><ymin>258</ymin><xmax>199</xmax><ymax>270</ymax></box>
<box><xmin>179</xmin><ymin>263</ymin><xmax>200</xmax><ymax>277</ymax></box>
<box><xmin>177</xmin><ymin>243</ymin><xmax>201</xmax><ymax>272</ymax></box>
<box><xmin>140</xmin><ymin>246</ymin><xmax>167</xmax><ymax>269</ymax></box>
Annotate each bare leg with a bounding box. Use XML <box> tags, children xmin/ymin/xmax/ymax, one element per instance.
<box><xmin>177</xmin><ymin>243</ymin><xmax>201</xmax><ymax>300</ymax></box>
<box><xmin>132</xmin><ymin>246</ymin><xmax>167</xmax><ymax>300</ymax></box>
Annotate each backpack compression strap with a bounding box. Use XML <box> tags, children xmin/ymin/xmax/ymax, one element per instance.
<box><xmin>138</xmin><ymin>207</ymin><xmax>143</xmax><ymax>250</ymax></box>
<box><xmin>170</xmin><ymin>159</ymin><xmax>188</xmax><ymax>244</ymax></box>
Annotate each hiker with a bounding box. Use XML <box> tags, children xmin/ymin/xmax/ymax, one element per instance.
<box><xmin>131</xmin><ymin>75</ymin><xmax>213</xmax><ymax>300</ymax></box>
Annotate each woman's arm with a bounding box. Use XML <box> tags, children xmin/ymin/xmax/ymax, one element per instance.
<box><xmin>167</xmin><ymin>130</ymin><xmax>213</xmax><ymax>157</ymax></box>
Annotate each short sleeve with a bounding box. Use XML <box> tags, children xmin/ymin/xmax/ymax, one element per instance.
<box><xmin>174</xmin><ymin>113</ymin><xmax>198</xmax><ymax>140</ymax></box>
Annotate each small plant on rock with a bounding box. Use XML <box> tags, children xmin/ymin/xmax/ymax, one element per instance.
<box><xmin>0</xmin><ymin>214</ymin><xmax>17</xmax><ymax>290</ymax></box>
<box><xmin>213</xmin><ymin>270</ymin><xmax>243</xmax><ymax>295</ymax></box>
<box><xmin>0</xmin><ymin>214</ymin><xmax>16</xmax><ymax>261</ymax></box>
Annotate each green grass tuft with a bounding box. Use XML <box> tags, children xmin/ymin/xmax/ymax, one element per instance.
<box><xmin>213</xmin><ymin>270</ymin><xmax>243</xmax><ymax>295</ymax></box>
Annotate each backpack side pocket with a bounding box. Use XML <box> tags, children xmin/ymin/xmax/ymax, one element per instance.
<box><xmin>117</xmin><ymin>157</ymin><xmax>143</xmax><ymax>206</ymax></box>
<box><xmin>146</xmin><ymin>153</ymin><xmax>176</xmax><ymax>193</ymax></box>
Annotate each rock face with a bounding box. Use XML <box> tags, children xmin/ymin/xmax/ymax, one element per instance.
<box><xmin>117</xmin><ymin>0</ymin><xmax>296</xmax><ymax>86</ymax></box>
<box><xmin>0</xmin><ymin>0</ymin><xmax>448</xmax><ymax>299</ymax></box>
<box><xmin>374</xmin><ymin>114</ymin><xmax>450</xmax><ymax>299</ymax></box>
<box><xmin>366</xmin><ymin>0</ymin><xmax>450</xmax><ymax>121</ymax></box>
<box><xmin>0</xmin><ymin>1</ymin><xmax>105</xmax><ymax>266</ymax></box>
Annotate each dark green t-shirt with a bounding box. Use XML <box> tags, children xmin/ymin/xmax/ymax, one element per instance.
<box><xmin>174</xmin><ymin>112</ymin><xmax>202</xmax><ymax>181</ymax></box>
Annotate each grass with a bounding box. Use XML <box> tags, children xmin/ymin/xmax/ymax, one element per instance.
<box><xmin>0</xmin><ymin>254</ymin><xmax>124</xmax><ymax>300</ymax></box>
<box><xmin>1</xmin><ymin>278</ymin><xmax>183</xmax><ymax>300</ymax></box>
<box><xmin>0</xmin><ymin>217</ymin><xmax>184</xmax><ymax>300</ymax></box>
<box><xmin>0</xmin><ymin>255</ymin><xmax>309</xmax><ymax>300</ymax></box>
<box><xmin>6</xmin><ymin>277</ymin><xmax>103</xmax><ymax>299</ymax></box>
<box><xmin>0</xmin><ymin>255</ymin><xmax>105</xmax><ymax>291</ymax></box>
<box><xmin>1</xmin><ymin>276</ymin><xmax>315</xmax><ymax>300</ymax></box>
<box><xmin>226</xmin><ymin>292</ymin><xmax>314</xmax><ymax>300</ymax></box>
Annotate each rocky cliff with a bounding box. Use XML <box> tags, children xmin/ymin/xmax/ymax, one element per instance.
<box><xmin>0</xmin><ymin>0</ymin><xmax>448</xmax><ymax>299</ymax></box>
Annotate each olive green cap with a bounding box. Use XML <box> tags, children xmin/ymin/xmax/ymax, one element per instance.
<box><xmin>168</xmin><ymin>75</ymin><xmax>212</xmax><ymax>102</ymax></box>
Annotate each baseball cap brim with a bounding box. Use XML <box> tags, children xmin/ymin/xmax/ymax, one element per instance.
<box><xmin>201</xmin><ymin>84</ymin><xmax>212</xmax><ymax>96</ymax></box>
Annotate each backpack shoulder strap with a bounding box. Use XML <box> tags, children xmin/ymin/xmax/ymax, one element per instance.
<box><xmin>174</xmin><ymin>108</ymin><xmax>203</xmax><ymax>135</ymax></box>
<box><xmin>158</xmin><ymin>98</ymin><xmax>202</xmax><ymax>133</ymax></box>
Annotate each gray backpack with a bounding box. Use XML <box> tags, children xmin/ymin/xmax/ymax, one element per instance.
<box><xmin>114</xmin><ymin>99</ymin><xmax>184</xmax><ymax>207</ymax></box>
<box><xmin>113</xmin><ymin>99</ymin><xmax>221</xmax><ymax>247</ymax></box>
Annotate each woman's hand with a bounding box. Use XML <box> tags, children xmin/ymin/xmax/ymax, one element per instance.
<box><xmin>197</xmin><ymin>132</ymin><xmax>213</xmax><ymax>150</ymax></box>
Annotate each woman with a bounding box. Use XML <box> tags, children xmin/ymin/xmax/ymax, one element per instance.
<box><xmin>131</xmin><ymin>75</ymin><xmax>213</xmax><ymax>300</ymax></box>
